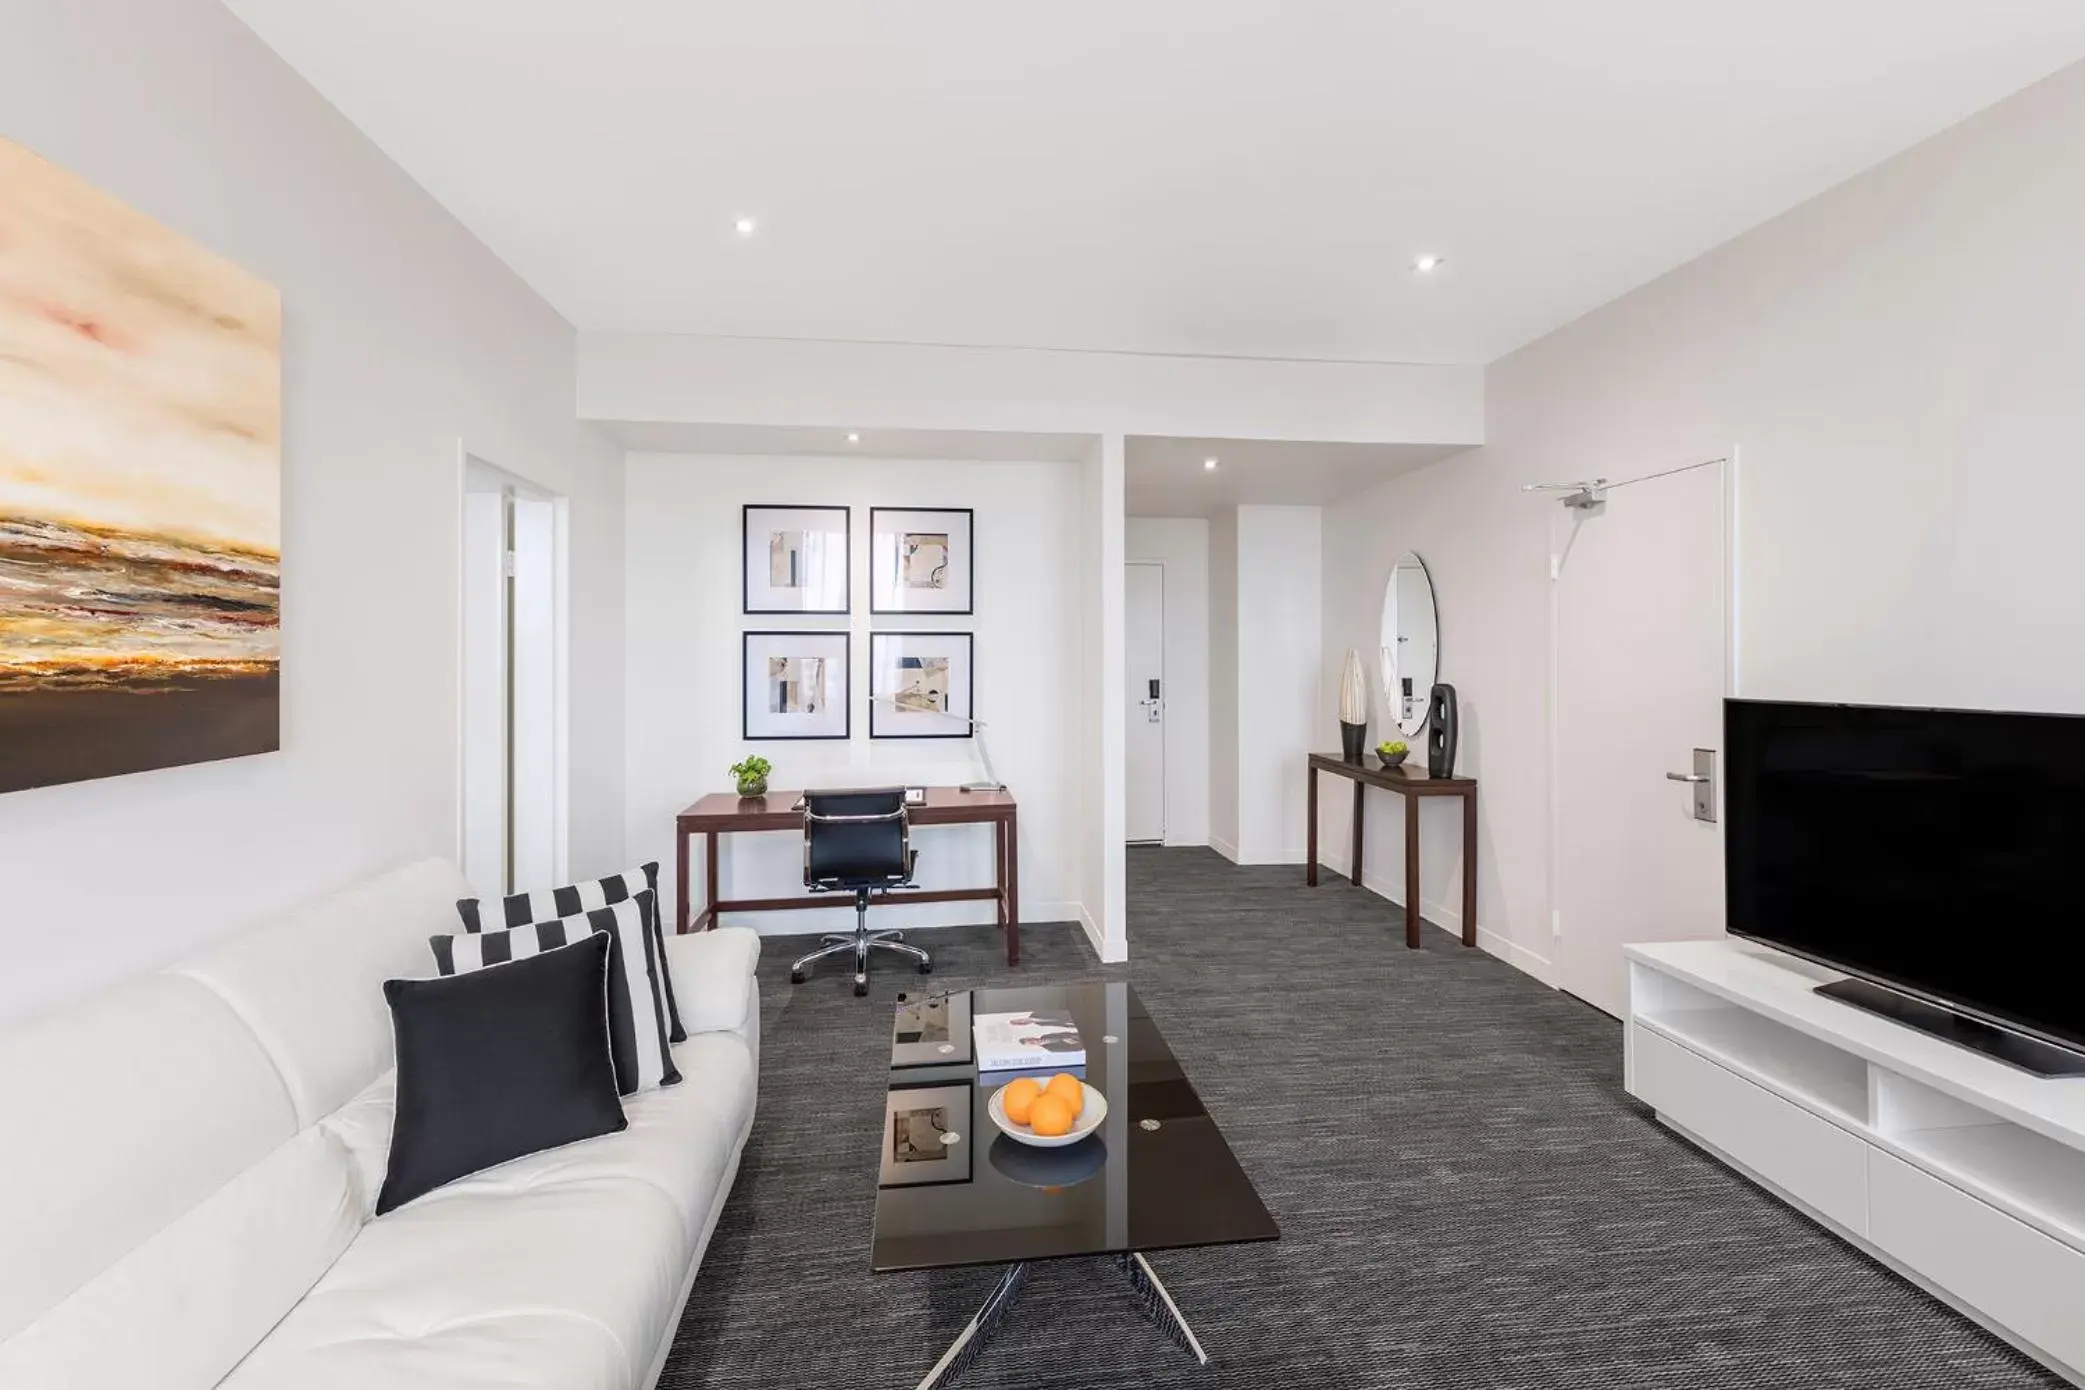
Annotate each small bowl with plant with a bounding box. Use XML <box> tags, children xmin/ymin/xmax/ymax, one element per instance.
<box><xmin>1376</xmin><ymin>740</ymin><xmax>1409</xmax><ymax>770</ymax></box>
<box><xmin>730</xmin><ymin>755</ymin><xmax>773</xmax><ymax>798</ymax></box>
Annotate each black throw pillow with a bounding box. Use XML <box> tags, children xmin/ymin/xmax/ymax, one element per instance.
<box><xmin>377</xmin><ymin>932</ymin><xmax>627</xmax><ymax>1215</ymax></box>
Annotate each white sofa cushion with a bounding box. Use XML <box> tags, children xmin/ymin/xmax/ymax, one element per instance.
<box><xmin>176</xmin><ymin>858</ymin><xmax>477</xmax><ymax>1127</ymax></box>
<box><xmin>662</xmin><ymin>928</ymin><xmax>761</xmax><ymax>1035</ymax></box>
<box><xmin>0</xmin><ymin>1125</ymin><xmax>362</xmax><ymax>1389</ymax></box>
<box><xmin>0</xmin><ymin>973</ymin><xmax>296</xmax><ymax>1342</ymax></box>
<box><xmin>220</xmin><ymin>1154</ymin><xmax>696</xmax><ymax>1388</ymax></box>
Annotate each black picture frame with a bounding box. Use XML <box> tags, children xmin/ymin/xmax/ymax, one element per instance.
<box><xmin>869</xmin><ymin>631</ymin><xmax>975</xmax><ymax>740</ymax></box>
<box><xmin>743</xmin><ymin>504</ymin><xmax>850</xmax><ymax>615</ymax></box>
<box><xmin>742</xmin><ymin>629</ymin><xmax>851</xmax><ymax>741</ymax></box>
<box><xmin>870</xmin><ymin>507</ymin><xmax>974</xmax><ymax>615</ymax></box>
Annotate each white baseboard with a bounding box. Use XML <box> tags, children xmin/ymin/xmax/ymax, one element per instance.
<box><xmin>1072</xmin><ymin>903</ymin><xmax>1127</xmax><ymax>963</ymax></box>
<box><xmin>1319</xmin><ymin>852</ymin><xmax>1555</xmax><ymax>986</ymax></box>
<box><xmin>1209</xmin><ymin>836</ymin><xmax>1240</xmax><ymax>864</ymax></box>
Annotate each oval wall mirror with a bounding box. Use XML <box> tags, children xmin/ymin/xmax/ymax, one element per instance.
<box><xmin>1377</xmin><ymin>552</ymin><xmax>1439</xmax><ymax>737</ymax></box>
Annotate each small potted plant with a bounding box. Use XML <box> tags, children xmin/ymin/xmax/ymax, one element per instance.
<box><xmin>1376</xmin><ymin>739</ymin><xmax>1409</xmax><ymax>770</ymax></box>
<box><xmin>730</xmin><ymin>755</ymin><xmax>772</xmax><ymax>798</ymax></box>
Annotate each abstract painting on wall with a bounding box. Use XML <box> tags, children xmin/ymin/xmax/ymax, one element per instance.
<box><xmin>742</xmin><ymin>504</ymin><xmax>849</xmax><ymax>614</ymax></box>
<box><xmin>870</xmin><ymin>507</ymin><xmax>973</xmax><ymax>614</ymax></box>
<box><xmin>869</xmin><ymin>631</ymin><xmax>973</xmax><ymax>739</ymax></box>
<box><xmin>0</xmin><ymin>139</ymin><xmax>282</xmax><ymax>795</ymax></box>
<box><xmin>742</xmin><ymin>630</ymin><xmax>849</xmax><ymax>740</ymax></box>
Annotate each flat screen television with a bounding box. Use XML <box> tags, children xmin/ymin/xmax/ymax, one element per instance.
<box><xmin>1725</xmin><ymin>697</ymin><xmax>2085</xmax><ymax>1073</ymax></box>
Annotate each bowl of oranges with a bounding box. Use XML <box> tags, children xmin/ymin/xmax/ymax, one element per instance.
<box><xmin>987</xmin><ymin>1073</ymin><xmax>1108</xmax><ymax>1148</ymax></box>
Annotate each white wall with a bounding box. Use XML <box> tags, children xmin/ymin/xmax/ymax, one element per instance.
<box><xmin>1233</xmin><ymin>507</ymin><xmax>1323</xmax><ymax>862</ymax></box>
<box><xmin>622</xmin><ymin>452</ymin><xmax>1086</xmax><ymax>939</ymax></box>
<box><xmin>1079</xmin><ymin>437</ymin><xmax>1129</xmax><ymax>960</ymax></box>
<box><xmin>1124</xmin><ymin>519</ymin><xmax>1211</xmax><ymax>848</ymax></box>
<box><xmin>1207</xmin><ymin>505</ymin><xmax>1323</xmax><ymax>863</ymax></box>
<box><xmin>1207</xmin><ymin>509</ymin><xmax>1241</xmax><ymax>857</ymax></box>
<box><xmin>0</xmin><ymin>0</ymin><xmax>625</xmax><ymax>1026</ymax></box>
<box><xmin>1320</xmin><ymin>56</ymin><xmax>2085</xmax><ymax>978</ymax></box>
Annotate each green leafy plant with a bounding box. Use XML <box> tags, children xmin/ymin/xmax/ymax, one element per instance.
<box><xmin>730</xmin><ymin>755</ymin><xmax>772</xmax><ymax>792</ymax></box>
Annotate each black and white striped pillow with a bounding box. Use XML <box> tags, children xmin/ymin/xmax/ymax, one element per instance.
<box><xmin>430</xmin><ymin>894</ymin><xmax>679</xmax><ymax>1094</ymax></box>
<box><xmin>457</xmin><ymin>864</ymin><xmax>684</xmax><ymax>1043</ymax></box>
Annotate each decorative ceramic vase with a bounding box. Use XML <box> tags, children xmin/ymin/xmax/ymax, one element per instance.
<box><xmin>1338</xmin><ymin>649</ymin><xmax>1370</xmax><ymax>764</ymax></box>
<box><xmin>737</xmin><ymin>776</ymin><xmax>768</xmax><ymax>798</ymax></box>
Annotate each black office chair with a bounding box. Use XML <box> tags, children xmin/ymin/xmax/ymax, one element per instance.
<box><xmin>789</xmin><ymin>788</ymin><xmax>933</xmax><ymax>996</ymax></box>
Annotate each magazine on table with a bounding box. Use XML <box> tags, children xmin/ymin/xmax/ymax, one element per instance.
<box><xmin>972</xmin><ymin>1009</ymin><xmax>1086</xmax><ymax>1073</ymax></box>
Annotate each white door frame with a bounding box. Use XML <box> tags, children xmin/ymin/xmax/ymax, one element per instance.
<box><xmin>454</xmin><ymin>445</ymin><xmax>571</xmax><ymax>893</ymax></box>
<box><xmin>1542</xmin><ymin>446</ymin><xmax>1741</xmax><ymax>989</ymax></box>
<box><xmin>1125</xmin><ymin>559</ymin><xmax>1167</xmax><ymax>845</ymax></box>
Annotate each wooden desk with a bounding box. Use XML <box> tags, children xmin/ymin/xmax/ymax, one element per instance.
<box><xmin>1305</xmin><ymin>754</ymin><xmax>1477</xmax><ymax>950</ymax></box>
<box><xmin>675</xmin><ymin>787</ymin><xmax>1021</xmax><ymax>964</ymax></box>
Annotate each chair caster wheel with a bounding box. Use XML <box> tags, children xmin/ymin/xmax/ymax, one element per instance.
<box><xmin>853</xmin><ymin>975</ymin><xmax>868</xmax><ymax>997</ymax></box>
<box><xmin>789</xmin><ymin>968</ymin><xmax>806</xmax><ymax>985</ymax></box>
<box><xmin>918</xmin><ymin>960</ymin><xmax>934</xmax><ymax>975</ymax></box>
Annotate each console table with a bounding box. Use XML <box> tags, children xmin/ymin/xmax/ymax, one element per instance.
<box><xmin>1305</xmin><ymin>753</ymin><xmax>1477</xmax><ymax>949</ymax></box>
<box><xmin>675</xmin><ymin>786</ymin><xmax>1020</xmax><ymax>964</ymax></box>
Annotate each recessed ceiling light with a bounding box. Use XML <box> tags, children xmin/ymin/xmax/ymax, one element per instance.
<box><xmin>1203</xmin><ymin>457</ymin><xmax>1219</xmax><ymax>471</ymax></box>
<box><xmin>846</xmin><ymin>432</ymin><xmax>860</xmax><ymax>444</ymax></box>
<box><xmin>734</xmin><ymin>217</ymin><xmax>759</xmax><ymax>238</ymax></box>
<box><xmin>1413</xmin><ymin>254</ymin><xmax>1444</xmax><ymax>274</ymax></box>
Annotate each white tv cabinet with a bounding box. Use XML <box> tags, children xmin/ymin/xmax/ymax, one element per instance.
<box><xmin>1626</xmin><ymin>940</ymin><xmax>2085</xmax><ymax>1384</ymax></box>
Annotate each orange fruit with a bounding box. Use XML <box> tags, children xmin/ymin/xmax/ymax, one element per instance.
<box><xmin>1001</xmin><ymin>1077</ymin><xmax>1043</xmax><ymax>1125</ymax></box>
<box><xmin>1045</xmin><ymin>1073</ymin><xmax>1084</xmax><ymax>1118</ymax></box>
<box><xmin>1028</xmin><ymin>1092</ymin><xmax>1075</xmax><ymax>1137</ymax></box>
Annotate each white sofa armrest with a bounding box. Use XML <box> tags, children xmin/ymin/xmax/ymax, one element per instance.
<box><xmin>663</xmin><ymin>927</ymin><xmax>762</xmax><ymax>1036</ymax></box>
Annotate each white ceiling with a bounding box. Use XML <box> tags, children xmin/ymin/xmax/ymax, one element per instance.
<box><xmin>1126</xmin><ymin>438</ymin><xmax>1465</xmax><ymax>517</ymax></box>
<box><xmin>226</xmin><ymin>1</ymin><xmax>2085</xmax><ymax>365</ymax></box>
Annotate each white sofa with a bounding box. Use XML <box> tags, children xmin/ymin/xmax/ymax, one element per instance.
<box><xmin>0</xmin><ymin>858</ymin><xmax>761</xmax><ymax>1390</ymax></box>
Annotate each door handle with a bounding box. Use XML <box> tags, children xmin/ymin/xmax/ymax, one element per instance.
<box><xmin>1668</xmin><ymin>750</ymin><xmax>1717</xmax><ymax>823</ymax></box>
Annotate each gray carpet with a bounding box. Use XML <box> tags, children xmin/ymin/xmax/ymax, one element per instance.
<box><xmin>658</xmin><ymin>848</ymin><xmax>2061</xmax><ymax>1389</ymax></box>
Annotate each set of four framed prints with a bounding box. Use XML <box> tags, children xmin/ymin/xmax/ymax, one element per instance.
<box><xmin>741</xmin><ymin>505</ymin><xmax>976</xmax><ymax>741</ymax></box>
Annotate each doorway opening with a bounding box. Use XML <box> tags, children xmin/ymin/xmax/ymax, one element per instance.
<box><xmin>460</xmin><ymin>456</ymin><xmax>566</xmax><ymax>898</ymax></box>
<box><xmin>1126</xmin><ymin>559</ymin><xmax>1166</xmax><ymax>845</ymax></box>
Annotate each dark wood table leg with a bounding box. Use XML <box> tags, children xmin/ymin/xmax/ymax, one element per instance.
<box><xmin>1004</xmin><ymin>809</ymin><xmax>1021</xmax><ymax>965</ymax></box>
<box><xmin>1404</xmin><ymin>795</ymin><xmax>1422</xmax><ymax>949</ymax></box>
<box><xmin>1305</xmin><ymin>765</ymin><xmax>1319</xmax><ymax>886</ymax></box>
<box><xmin>1462</xmin><ymin>788</ymin><xmax>1478</xmax><ymax>947</ymax></box>
<box><xmin>1350</xmin><ymin>781</ymin><xmax>1365</xmax><ymax>887</ymax></box>
<box><xmin>995</xmin><ymin>814</ymin><xmax>1009</xmax><ymax>926</ymax></box>
<box><xmin>703</xmin><ymin>830</ymin><xmax>720</xmax><ymax>932</ymax></box>
<box><xmin>675</xmin><ymin>821</ymin><xmax>691</xmax><ymax>934</ymax></box>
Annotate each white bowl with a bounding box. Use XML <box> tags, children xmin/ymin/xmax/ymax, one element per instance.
<box><xmin>987</xmin><ymin>1081</ymin><xmax>1108</xmax><ymax>1148</ymax></box>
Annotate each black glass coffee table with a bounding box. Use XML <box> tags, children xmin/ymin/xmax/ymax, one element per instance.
<box><xmin>874</xmin><ymin>982</ymin><xmax>1278</xmax><ymax>1388</ymax></box>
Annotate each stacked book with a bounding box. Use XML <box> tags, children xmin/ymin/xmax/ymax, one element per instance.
<box><xmin>973</xmin><ymin>1009</ymin><xmax>1086</xmax><ymax>1074</ymax></box>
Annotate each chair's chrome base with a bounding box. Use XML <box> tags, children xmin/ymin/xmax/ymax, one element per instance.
<box><xmin>789</xmin><ymin>906</ymin><xmax>932</xmax><ymax>995</ymax></box>
<box><xmin>914</xmin><ymin>1253</ymin><xmax>1209</xmax><ymax>1390</ymax></box>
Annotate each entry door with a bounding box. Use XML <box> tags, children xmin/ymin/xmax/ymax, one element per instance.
<box><xmin>1554</xmin><ymin>459</ymin><xmax>1728</xmax><ymax>1016</ymax></box>
<box><xmin>1125</xmin><ymin>561</ymin><xmax>1166</xmax><ymax>843</ymax></box>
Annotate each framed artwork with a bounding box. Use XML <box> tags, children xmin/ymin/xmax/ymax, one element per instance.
<box><xmin>870</xmin><ymin>631</ymin><xmax>975</xmax><ymax>740</ymax></box>
<box><xmin>743</xmin><ymin>630</ymin><xmax>850</xmax><ymax>740</ymax></box>
<box><xmin>0</xmin><ymin>137</ymin><xmax>282</xmax><ymax>795</ymax></box>
<box><xmin>870</xmin><ymin>507</ymin><xmax>973</xmax><ymax>615</ymax></box>
<box><xmin>743</xmin><ymin>504</ymin><xmax>849</xmax><ymax>614</ymax></box>
<box><xmin>879</xmin><ymin>1082</ymin><xmax>973</xmax><ymax>1188</ymax></box>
